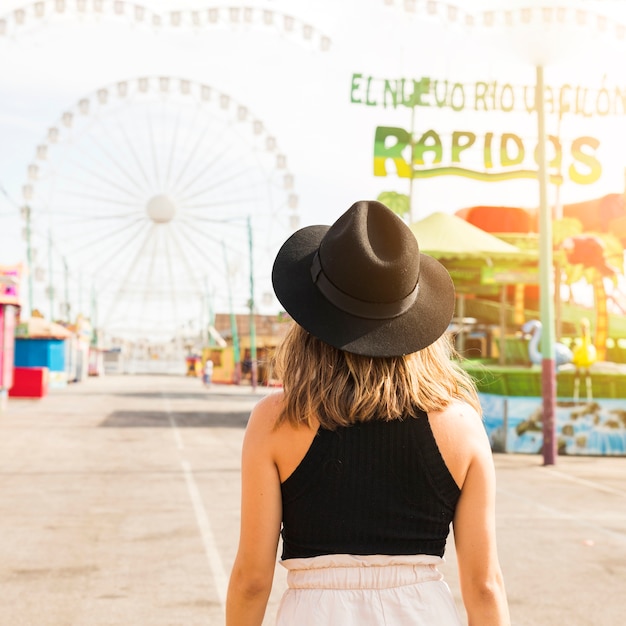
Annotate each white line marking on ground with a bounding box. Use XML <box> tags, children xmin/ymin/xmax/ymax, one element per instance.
<box><xmin>162</xmin><ymin>396</ymin><xmax>184</xmax><ymax>450</ymax></box>
<box><xmin>543</xmin><ymin>468</ymin><xmax>626</xmax><ymax>498</ymax></box>
<box><xmin>162</xmin><ymin>392</ymin><xmax>229</xmax><ymax>608</ymax></box>
<box><xmin>181</xmin><ymin>459</ymin><xmax>229</xmax><ymax>607</ymax></box>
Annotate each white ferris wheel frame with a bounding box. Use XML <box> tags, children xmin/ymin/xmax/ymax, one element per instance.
<box><xmin>21</xmin><ymin>75</ymin><xmax>300</xmax><ymax>341</ymax></box>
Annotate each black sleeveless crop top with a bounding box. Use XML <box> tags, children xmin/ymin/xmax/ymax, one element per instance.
<box><xmin>280</xmin><ymin>410</ymin><xmax>461</xmax><ymax>560</ymax></box>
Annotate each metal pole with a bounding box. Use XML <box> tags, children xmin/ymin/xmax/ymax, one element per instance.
<box><xmin>499</xmin><ymin>285</ymin><xmax>507</xmax><ymax>366</ymax></box>
<box><xmin>248</xmin><ymin>216</ymin><xmax>258</xmax><ymax>390</ymax></box>
<box><xmin>222</xmin><ymin>242</ymin><xmax>241</xmax><ymax>384</ymax></box>
<box><xmin>63</xmin><ymin>257</ymin><xmax>70</xmax><ymax>323</ymax></box>
<box><xmin>554</xmin><ymin>112</ymin><xmax>563</xmax><ymax>341</ymax></box>
<box><xmin>536</xmin><ymin>65</ymin><xmax>558</xmax><ymax>466</ymax></box>
<box><xmin>456</xmin><ymin>294</ymin><xmax>466</xmax><ymax>355</ymax></box>
<box><xmin>90</xmin><ymin>284</ymin><xmax>98</xmax><ymax>346</ymax></box>
<box><xmin>205</xmin><ymin>275</ymin><xmax>215</xmax><ymax>347</ymax></box>
<box><xmin>47</xmin><ymin>229</ymin><xmax>54</xmax><ymax>321</ymax></box>
<box><xmin>24</xmin><ymin>205</ymin><xmax>34</xmax><ymax>317</ymax></box>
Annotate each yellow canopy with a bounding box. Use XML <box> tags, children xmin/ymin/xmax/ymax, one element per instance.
<box><xmin>410</xmin><ymin>211</ymin><xmax>536</xmax><ymax>261</ymax></box>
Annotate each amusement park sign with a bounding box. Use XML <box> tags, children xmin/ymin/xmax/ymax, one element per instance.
<box><xmin>351</xmin><ymin>73</ymin><xmax>626</xmax><ymax>185</ymax></box>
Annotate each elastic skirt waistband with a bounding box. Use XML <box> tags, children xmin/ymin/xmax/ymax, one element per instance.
<box><xmin>280</xmin><ymin>554</ymin><xmax>444</xmax><ymax>590</ymax></box>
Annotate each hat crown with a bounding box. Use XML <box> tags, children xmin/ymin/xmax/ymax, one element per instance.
<box><xmin>319</xmin><ymin>201</ymin><xmax>419</xmax><ymax>304</ymax></box>
<box><xmin>271</xmin><ymin>198</ymin><xmax>455</xmax><ymax>357</ymax></box>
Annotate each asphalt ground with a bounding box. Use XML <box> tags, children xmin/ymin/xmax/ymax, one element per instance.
<box><xmin>0</xmin><ymin>374</ymin><xmax>625</xmax><ymax>625</ymax></box>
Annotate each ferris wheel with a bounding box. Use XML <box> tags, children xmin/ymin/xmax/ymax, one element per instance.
<box><xmin>21</xmin><ymin>75</ymin><xmax>299</xmax><ymax>340</ymax></box>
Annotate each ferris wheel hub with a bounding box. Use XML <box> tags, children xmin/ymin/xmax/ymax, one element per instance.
<box><xmin>146</xmin><ymin>194</ymin><xmax>177</xmax><ymax>223</ymax></box>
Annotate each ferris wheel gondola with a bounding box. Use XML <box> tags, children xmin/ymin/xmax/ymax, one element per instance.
<box><xmin>0</xmin><ymin>1</ymin><xmax>332</xmax><ymax>51</ymax></box>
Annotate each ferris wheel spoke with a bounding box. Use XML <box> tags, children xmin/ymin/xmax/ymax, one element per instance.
<box><xmin>59</xmin><ymin>153</ymin><xmax>145</xmax><ymax>203</ymax></box>
<box><xmin>175</xmin><ymin>222</ymin><xmax>249</xmax><ymax>293</ymax></box>
<box><xmin>173</xmin><ymin>132</ymin><xmax>238</xmax><ymax>196</ymax></box>
<box><xmin>181</xmin><ymin>190</ymin><xmax>266</xmax><ymax>215</ymax></box>
<box><xmin>160</xmin><ymin>230</ymin><xmax>181</xmax><ymax>331</ymax></box>
<box><xmin>82</xmin><ymin>219</ymin><xmax>151</xmax><ymax>279</ymax></box>
<box><xmin>180</xmin><ymin>196</ymin><xmax>261</xmax><ymax>214</ymax></box>
<box><xmin>170</xmin><ymin>127</ymin><xmax>214</xmax><ymax>191</ymax></box>
<box><xmin>113</xmin><ymin>122</ymin><xmax>155</xmax><ymax>192</ymax></box>
<box><xmin>90</xmin><ymin>113</ymin><xmax>156</xmax><ymax>197</ymax></box>
<box><xmin>172</xmin><ymin>219</ymin><xmax>228</xmax><ymax>276</ymax></box>
<box><xmin>178</xmin><ymin>163</ymin><xmax>266</xmax><ymax>209</ymax></box>
<box><xmin>177</xmin><ymin>127</ymin><xmax>264</xmax><ymax>200</ymax></box>
<box><xmin>83</xmin><ymin>130</ymin><xmax>152</xmax><ymax>196</ymax></box>
<box><xmin>177</xmin><ymin>165</ymin><xmax>261</xmax><ymax>205</ymax></box>
<box><xmin>164</xmin><ymin>108</ymin><xmax>182</xmax><ymax>189</ymax></box>
<box><xmin>166</xmin><ymin>223</ymin><xmax>208</xmax><ymax>295</ymax></box>
<box><xmin>66</xmin><ymin>215</ymin><xmax>146</xmax><ymax>256</ymax></box>
<box><xmin>100</xmin><ymin>224</ymin><xmax>157</xmax><ymax>327</ymax></box>
<box><xmin>170</xmin><ymin>115</ymin><xmax>231</xmax><ymax>191</ymax></box>
<box><xmin>184</xmin><ymin>209</ymin><xmax>248</xmax><ymax>223</ymax></box>
<box><xmin>135</xmin><ymin>228</ymin><xmax>162</xmax><ymax>332</ymax></box>
<box><xmin>183</xmin><ymin>144</ymin><xmax>265</xmax><ymax>191</ymax></box>
<box><xmin>173</xmin><ymin>101</ymin><xmax>208</xmax><ymax>157</ymax></box>
<box><xmin>166</xmin><ymin>100</ymin><xmax>206</xmax><ymax>185</ymax></box>
<box><xmin>53</xmin><ymin>211</ymin><xmax>139</xmax><ymax>226</ymax></box>
<box><xmin>50</xmin><ymin>175</ymin><xmax>140</xmax><ymax>210</ymax></box>
<box><xmin>48</xmin><ymin>187</ymin><xmax>140</xmax><ymax>208</ymax></box>
<box><xmin>144</xmin><ymin>107</ymin><xmax>162</xmax><ymax>188</ymax></box>
<box><xmin>178</xmin><ymin>218</ymin><xmax>230</xmax><ymax>249</ymax></box>
<box><xmin>177</xmin><ymin>217</ymin><xmax>250</xmax><ymax>258</ymax></box>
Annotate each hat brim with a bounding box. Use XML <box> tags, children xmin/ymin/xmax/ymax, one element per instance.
<box><xmin>272</xmin><ymin>225</ymin><xmax>456</xmax><ymax>357</ymax></box>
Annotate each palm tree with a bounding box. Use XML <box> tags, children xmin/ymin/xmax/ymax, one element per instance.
<box><xmin>376</xmin><ymin>191</ymin><xmax>410</xmax><ymax>221</ymax></box>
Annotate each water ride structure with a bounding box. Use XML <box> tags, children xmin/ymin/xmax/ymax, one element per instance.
<box><xmin>431</xmin><ymin>196</ymin><xmax>626</xmax><ymax>457</ymax></box>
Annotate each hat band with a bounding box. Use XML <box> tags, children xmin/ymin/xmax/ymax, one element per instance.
<box><xmin>310</xmin><ymin>252</ymin><xmax>419</xmax><ymax>320</ymax></box>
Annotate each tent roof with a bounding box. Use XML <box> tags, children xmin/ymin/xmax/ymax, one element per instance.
<box><xmin>16</xmin><ymin>317</ymin><xmax>73</xmax><ymax>340</ymax></box>
<box><xmin>410</xmin><ymin>211</ymin><xmax>537</xmax><ymax>261</ymax></box>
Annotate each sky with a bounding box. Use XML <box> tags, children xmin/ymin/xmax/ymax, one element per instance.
<box><xmin>0</xmin><ymin>0</ymin><xmax>625</xmax><ymax>340</ymax></box>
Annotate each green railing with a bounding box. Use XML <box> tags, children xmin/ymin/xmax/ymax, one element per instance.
<box><xmin>462</xmin><ymin>361</ymin><xmax>626</xmax><ymax>399</ymax></box>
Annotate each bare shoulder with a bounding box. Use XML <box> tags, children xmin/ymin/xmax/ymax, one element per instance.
<box><xmin>245</xmin><ymin>391</ymin><xmax>319</xmax><ymax>482</ymax></box>
<box><xmin>427</xmin><ymin>401</ymin><xmax>489</xmax><ymax>489</ymax></box>
<box><xmin>250</xmin><ymin>391</ymin><xmax>285</xmax><ymax>420</ymax></box>
<box><xmin>244</xmin><ymin>391</ymin><xmax>285</xmax><ymax>441</ymax></box>
<box><xmin>428</xmin><ymin>401</ymin><xmax>485</xmax><ymax>439</ymax></box>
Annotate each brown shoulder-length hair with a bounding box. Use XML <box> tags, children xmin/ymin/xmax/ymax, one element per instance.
<box><xmin>273</xmin><ymin>323</ymin><xmax>481</xmax><ymax>430</ymax></box>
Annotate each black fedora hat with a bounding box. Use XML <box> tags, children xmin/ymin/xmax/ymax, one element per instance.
<box><xmin>272</xmin><ymin>200</ymin><xmax>455</xmax><ymax>357</ymax></box>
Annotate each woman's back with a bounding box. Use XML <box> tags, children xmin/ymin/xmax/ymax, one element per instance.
<box><xmin>243</xmin><ymin>391</ymin><xmax>490</xmax><ymax>626</ymax></box>
<box><xmin>278</xmin><ymin>411</ymin><xmax>460</xmax><ymax>560</ymax></box>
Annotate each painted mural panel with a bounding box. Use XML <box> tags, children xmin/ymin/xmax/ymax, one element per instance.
<box><xmin>481</xmin><ymin>393</ymin><xmax>626</xmax><ymax>456</ymax></box>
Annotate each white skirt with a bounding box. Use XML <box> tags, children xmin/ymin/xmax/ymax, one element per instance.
<box><xmin>276</xmin><ymin>554</ymin><xmax>463</xmax><ymax>626</ymax></box>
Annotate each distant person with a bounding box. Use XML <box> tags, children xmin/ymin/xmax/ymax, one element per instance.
<box><xmin>202</xmin><ymin>359</ymin><xmax>213</xmax><ymax>388</ymax></box>
<box><xmin>226</xmin><ymin>200</ymin><xmax>510</xmax><ymax>625</ymax></box>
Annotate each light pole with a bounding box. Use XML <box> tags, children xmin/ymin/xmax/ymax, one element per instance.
<box><xmin>220</xmin><ymin>217</ymin><xmax>258</xmax><ymax>389</ymax></box>
<box><xmin>536</xmin><ymin>65</ymin><xmax>558</xmax><ymax>464</ymax></box>
<box><xmin>204</xmin><ymin>275</ymin><xmax>215</xmax><ymax>347</ymax></box>
<box><xmin>23</xmin><ymin>204</ymin><xmax>34</xmax><ymax>317</ymax></box>
<box><xmin>63</xmin><ymin>257</ymin><xmax>70</xmax><ymax>323</ymax></box>
<box><xmin>90</xmin><ymin>285</ymin><xmax>98</xmax><ymax>346</ymax></box>
<box><xmin>222</xmin><ymin>241</ymin><xmax>241</xmax><ymax>384</ymax></box>
<box><xmin>247</xmin><ymin>216</ymin><xmax>258</xmax><ymax>391</ymax></box>
<box><xmin>47</xmin><ymin>229</ymin><xmax>54</xmax><ymax>322</ymax></box>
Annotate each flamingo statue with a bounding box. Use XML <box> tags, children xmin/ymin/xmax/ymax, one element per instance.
<box><xmin>572</xmin><ymin>317</ymin><xmax>597</xmax><ymax>404</ymax></box>
<box><xmin>521</xmin><ymin>320</ymin><xmax>573</xmax><ymax>368</ymax></box>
